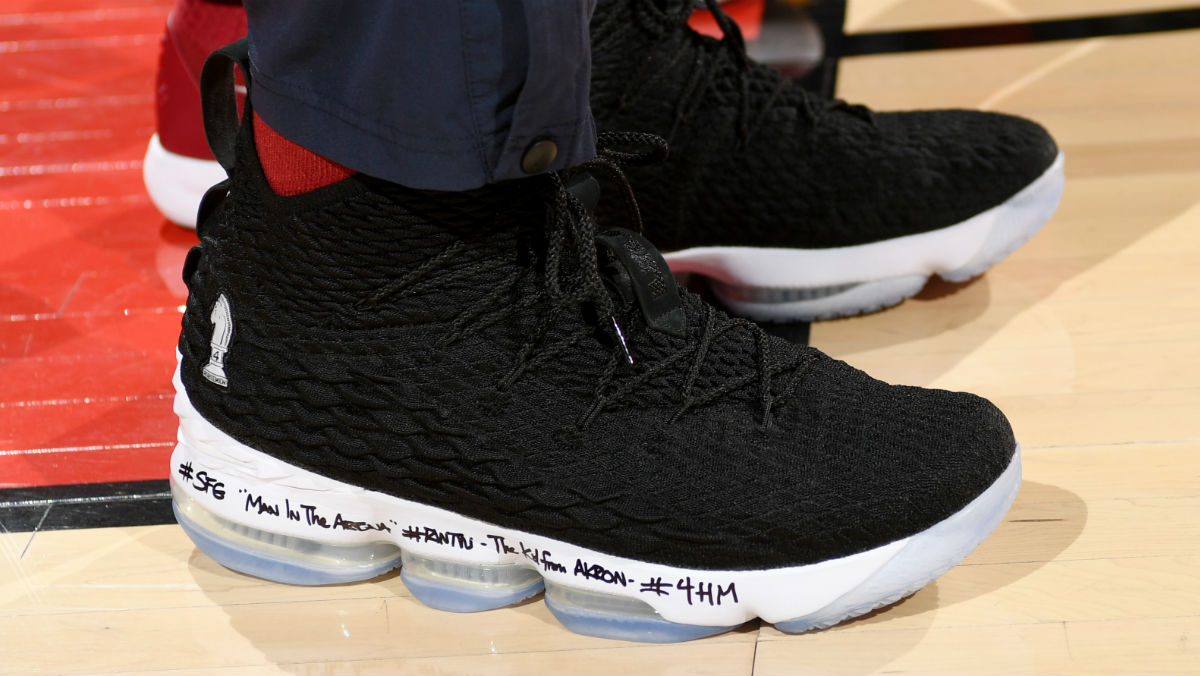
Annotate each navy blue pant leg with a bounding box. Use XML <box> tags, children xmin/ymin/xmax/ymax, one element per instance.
<box><xmin>245</xmin><ymin>0</ymin><xmax>597</xmax><ymax>190</ymax></box>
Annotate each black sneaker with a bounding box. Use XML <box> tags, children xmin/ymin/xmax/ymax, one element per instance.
<box><xmin>591</xmin><ymin>0</ymin><xmax>1064</xmax><ymax>320</ymax></box>
<box><xmin>172</xmin><ymin>41</ymin><xmax>1021</xmax><ymax>643</ymax></box>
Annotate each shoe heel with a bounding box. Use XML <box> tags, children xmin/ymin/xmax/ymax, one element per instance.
<box><xmin>543</xmin><ymin>581</ymin><xmax>740</xmax><ymax>643</ymax></box>
<box><xmin>171</xmin><ymin>480</ymin><xmax>402</xmax><ymax>585</ymax></box>
<box><xmin>399</xmin><ymin>551</ymin><xmax>545</xmax><ymax>612</ymax></box>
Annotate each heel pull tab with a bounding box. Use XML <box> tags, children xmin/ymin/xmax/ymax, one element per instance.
<box><xmin>194</xmin><ymin>178</ymin><xmax>231</xmax><ymax>237</ymax></box>
<box><xmin>200</xmin><ymin>37</ymin><xmax>252</xmax><ymax>175</ymax></box>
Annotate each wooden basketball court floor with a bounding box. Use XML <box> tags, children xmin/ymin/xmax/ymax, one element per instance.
<box><xmin>2</xmin><ymin>1</ymin><xmax>1199</xmax><ymax>673</ymax></box>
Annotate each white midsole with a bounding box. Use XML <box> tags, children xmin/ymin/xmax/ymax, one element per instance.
<box><xmin>143</xmin><ymin>134</ymin><xmax>227</xmax><ymax>229</ymax></box>
<box><xmin>172</xmin><ymin>361</ymin><xmax>1020</xmax><ymax>627</ymax></box>
<box><xmin>663</xmin><ymin>151</ymin><xmax>1065</xmax><ymax>288</ymax></box>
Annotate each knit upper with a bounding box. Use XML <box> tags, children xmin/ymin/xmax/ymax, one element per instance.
<box><xmin>590</xmin><ymin>0</ymin><xmax>1060</xmax><ymax>251</ymax></box>
<box><xmin>178</xmin><ymin>105</ymin><xmax>1018</xmax><ymax>571</ymax></box>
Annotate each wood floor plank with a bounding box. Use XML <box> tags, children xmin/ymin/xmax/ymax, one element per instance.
<box><xmin>0</xmin><ymin>592</ymin><xmax>757</xmax><ymax>674</ymax></box>
<box><xmin>995</xmin><ymin>390</ymin><xmax>1200</xmax><ymax>450</ymax></box>
<box><xmin>753</xmin><ymin>616</ymin><xmax>1200</xmax><ymax>675</ymax></box>
<box><xmin>1018</xmin><ymin>442</ymin><xmax>1200</xmax><ymax>500</ymax></box>
<box><xmin>114</xmin><ymin>642</ymin><xmax>755</xmax><ymax>676</ymax></box>
<box><xmin>0</xmin><ymin>524</ymin><xmax>413</xmax><ymax>616</ymax></box>
<box><xmin>846</xmin><ymin>0</ymin><xmax>1200</xmax><ymax>33</ymax></box>
<box><xmin>750</xmin><ymin>556</ymin><xmax>1200</xmax><ymax>641</ymax></box>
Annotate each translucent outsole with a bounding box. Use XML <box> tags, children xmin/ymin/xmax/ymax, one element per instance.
<box><xmin>399</xmin><ymin>551</ymin><xmax>545</xmax><ymax>612</ymax></box>
<box><xmin>172</xmin><ymin>482</ymin><xmax>402</xmax><ymax>585</ymax></box>
<box><xmin>544</xmin><ymin>582</ymin><xmax>741</xmax><ymax>643</ymax></box>
<box><xmin>171</xmin><ymin>482</ymin><xmax>733</xmax><ymax>640</ymax></box>
<box><xmin>171</xmin><ymin>402</ymin><xmax>1022</xmax><ymax>645</ymax></box>
<box><xmin>712</xmin><ymin>274</ymin><xmax>928</xmax><ymax>322</ymax></box>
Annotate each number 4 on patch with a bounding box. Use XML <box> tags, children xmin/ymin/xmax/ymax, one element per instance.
<box><xmin>202</xmin><ymin>294</ymin><xmax>232</xmax><ymax>388</ymax></box>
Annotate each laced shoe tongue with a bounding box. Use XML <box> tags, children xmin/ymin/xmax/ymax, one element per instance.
<box><xmin>562</xmin><ymin>172</ymin><xmax>686</xmax><ymax>340</ymax></box>
<box><xmin>565</xmin><ymin>171</ymin><xmax>602</xmax><ymax>212</ymax></box>
<box><xmin>596</xmin><ymin>227</ymin><xmax>687</xmax><ymax>338</ymax></box>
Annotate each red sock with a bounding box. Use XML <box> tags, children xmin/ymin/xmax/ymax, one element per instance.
<box><xmin>253</xmin><ymin>112</ymin><xmax>356</xmax><ymax>196</ymax></box>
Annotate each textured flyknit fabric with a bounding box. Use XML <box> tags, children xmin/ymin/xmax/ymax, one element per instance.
<box><xmin>590</xmin><ymin>0</ymin><xmax>1059</xmax><ymax>251</ymax></box>
<box><xmin>179</xmin><ymin>100</ymin><xmax>1017</xmax><ymax>571</ymax></box>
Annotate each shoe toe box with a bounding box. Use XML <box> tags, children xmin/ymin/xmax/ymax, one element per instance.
<box><xmin>874</xmin><ymin>108</ymin><xmax>1060</xmax><ymax>220</ymax></box>
<box><xmin>765</xmin><ymin>356</ymin><xmax>1019</xmax><ymax>560</ymax></box>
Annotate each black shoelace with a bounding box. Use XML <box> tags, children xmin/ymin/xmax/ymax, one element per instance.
<box><xmin>596</xmin><ymin>0</ymin><xmax>873</xmax><ymax>146</ymax></box>
<box><xmin>365</xmin><ymin>132</ymin><xmax>815</xmax><ymax>428</ymax></box>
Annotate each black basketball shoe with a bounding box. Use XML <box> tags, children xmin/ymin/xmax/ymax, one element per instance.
<box><xmin>172</xmin><ymin>42</ymin><xmax>1021</xmax><ymax>643</ymax></box>
<box><xmin>591</xmin><ymin>0</ymin><xmax>1064</xmax><ymax>320</ymax></box>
